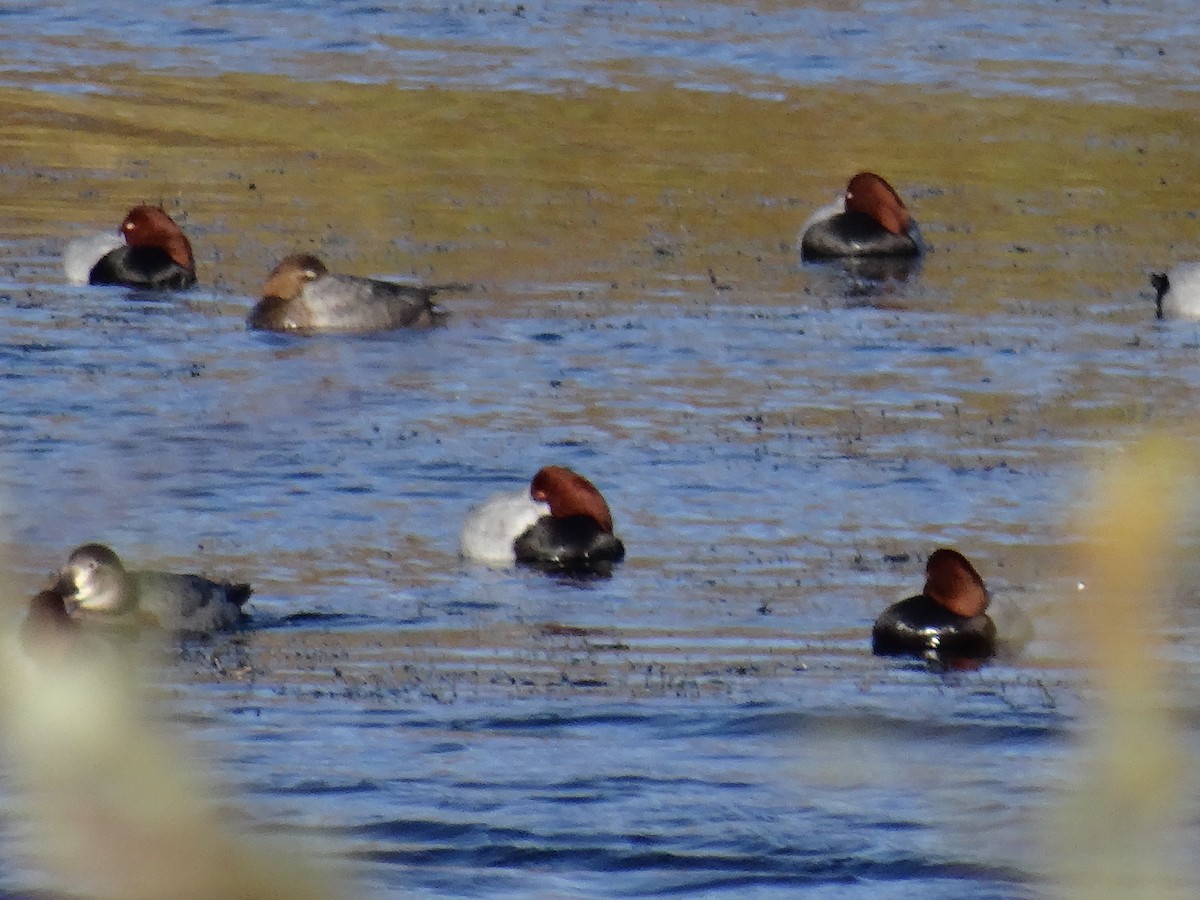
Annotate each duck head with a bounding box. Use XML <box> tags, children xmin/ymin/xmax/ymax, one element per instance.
<box><xmin>529</xmin><ymin>466</ymin><xmax>615</xmax><ymax>533</ymax></box>
<box><xmin>261</xmin><ymin>253</ymin><xmax>329</xmax><ymax>303</ymax></box>
<box><xmin>57</xmin><ymin>542</ymin><xmax>134</xmax><ymax>614</ymax></box>
<box><xmin>844</xmin><ymin>172</ymin><xmax>912</xmax><ymax>236</ymax></box>
<box><xmin>922</xmin><ymin>548</ymin><xmax>989</xmax><ymax>618</ymax></box>
<box><xmin>119</xmin><ymin>205</ymin><xmax>195</xmax><ymax>273</ymax></box>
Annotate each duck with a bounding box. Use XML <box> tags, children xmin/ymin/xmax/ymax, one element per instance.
<box><xmin>799</xmin><ymin>172</ymin><xmax>924</xmax><ymax>260</ymax></box>
<box><xmin>247</xmin><ymin>253</ymin><xmax>450</xmax><ymax>334</ymax></box>
<box><xmin>54</xmin><ymin>543</ymin><xmax>251</xmax><ymax>634</ymax></box>
<box><xmin>63</xmin><ymin>205</ymin><xmax>196</xmax><ymax>289</ymax></box>
<box><xmin>460</xmin><ymin>466</ymin><xmax>626</xmax><ymax>573</ymax></box>
<box><xmin>872</xmin><ymin>548</ymin><xmax>996</xmax><ymax>661</ymax></box>
<box><xmin>1149</xmin><ymin>264</ymin><xmax>1200</xmax><ymax>319</ymax></box>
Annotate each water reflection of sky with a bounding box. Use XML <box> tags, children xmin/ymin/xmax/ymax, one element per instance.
<box><xmin>0</xmin><ymin>0</ymin><xmax>1192</xmax><ymax>101</ymax></box>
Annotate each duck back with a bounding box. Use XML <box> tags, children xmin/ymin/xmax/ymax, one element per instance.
<box><xmin>89</xmin><ymin>246</ymin><xmax>196</xmax><ymax>290</ymax></box>
<box><xmin>130</xmin><ymin>570</ymin><xmax>251</xmax><ymax>633</ymax></box>
<box><xmin>801</xmin><ymin>212</ymin><xmax>923</xmax><ymax>260</ymax></box>
<box><xmin>872</xmin><ymin>594</ymin><xmax>996</xmax><ymax>659</ymax></box>
<box><xmin>514</xmin><ymin>515</ymin><xmax>626</xmax><ymax>574</ymax></box>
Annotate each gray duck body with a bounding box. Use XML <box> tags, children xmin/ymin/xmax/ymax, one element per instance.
<box><xmin>59</xmin><ymin>543</ymin><xmax>251</xmax><ymax>634</ymax></box>
<box><xmin>248</xmin><ymin>253</ymin><xmax>447</xmax><ymax>334</ymax></box>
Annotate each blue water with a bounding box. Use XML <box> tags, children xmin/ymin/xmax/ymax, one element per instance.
<box><xmin>0</xmin><ymin>256</ymin><xmax>1177</xmax><ymax>896</ymax></box>
<box><xmin>0</xmin><ymin>0</ymin><xmax>1194</xmax><ymax>101</ymax></box>
<box><xmin>3</xmin><ymin>1</ymin><xmax>1200</xmax><ymax>897</ymax></box>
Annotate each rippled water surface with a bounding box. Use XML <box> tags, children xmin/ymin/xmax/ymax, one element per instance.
<box><xmin>2</xmin><ymin>0</ymin><xmax>1197</xmax><ymax>102</ymax></box>
<box><xmin>3</xmin><ymin>1</ymin><xmax>1200</xmax><ymax>897</ymax></box>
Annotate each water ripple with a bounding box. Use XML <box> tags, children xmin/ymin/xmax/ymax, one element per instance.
<box><xmin>0</xmin><ymin>0</ymin><xmax>1193</xmax><ymax>101</ymax></box>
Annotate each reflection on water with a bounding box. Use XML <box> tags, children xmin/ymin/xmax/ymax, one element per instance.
<box><xmin>2</xmin><ymin>0</ymin><xmax>1200</xmax><ymax>896</ymax></box>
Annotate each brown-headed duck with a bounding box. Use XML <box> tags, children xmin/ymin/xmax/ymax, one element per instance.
<box><xmin>55</xmin><ymin>543</ymin><xmax>251</xmax><ymax>634</ymax></box>
<box><xmin>247</xmin><ymin>253</ymin><xmax>450</xmax><ymax>334</ymax></box>
<box><xmin>800</xmin><ymin>172</ymin><xmax>924</xmax><ymax>260</ymax></box>
<box><xmin>64</xmin><ymin>206</ymin><xmax>196</xmax><ymax>289</ymax></box>
<box><xmin>872</xmin><ymin>548</ymin><xmax>996</xmax><ymax>661</ymax></box>
<box><xmin>460</xmin><ymin>466</ymin><xmax>626</xmax><ymax>574</ymax></box>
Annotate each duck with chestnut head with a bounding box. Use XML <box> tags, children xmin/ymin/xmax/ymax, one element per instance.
<box><xmin>461</xmin><ymin>466</ymin><xmax>625</xmax><ymax>575</ymax></box>
<box><xmin>872</xmin><ymin>548</ymin><xmax>996</xmax><ymax>662</ymax></box>
<box><xmin>800</xmin><ymin>172</ymin><xmax>924</xmax><ymax>261</ymax></box>
<box><xmin>64</xmin><ymin>205</ymin><xmax>196</xmax><ymax>290</ymax></box>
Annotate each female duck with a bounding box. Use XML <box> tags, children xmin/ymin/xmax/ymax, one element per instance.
<box><xmin>1150</xmin><ymin>264</ymin><xmax>1200</xmax><ymax>319</ymax></box>
<box><xmin>461</xmin><ymin>466</ymin><xmax>626</xmax><ymax>574</ymax></box>
<box><xmin>248</xmin><ymin>253</ymin><xmax>449</xmax><ymax>334</ymax></box>
<box><xmin>55</xmin><ymin>543</ymin><xmax>251</xmax><ymax>634</ymax></box>
<box><xmin>800</xmin><ymin>172</ymin><xmax>924</xmax><ymax>260</ymax></box>
<box><xmin>872</xmin><ymin>548</ymin><xmax>996</xmax><ymax>661</ymax></box>
<box><xmin>63</xmin><ymin>205</ymin><xmax>196</xmax><ymax>289</ymax></box>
